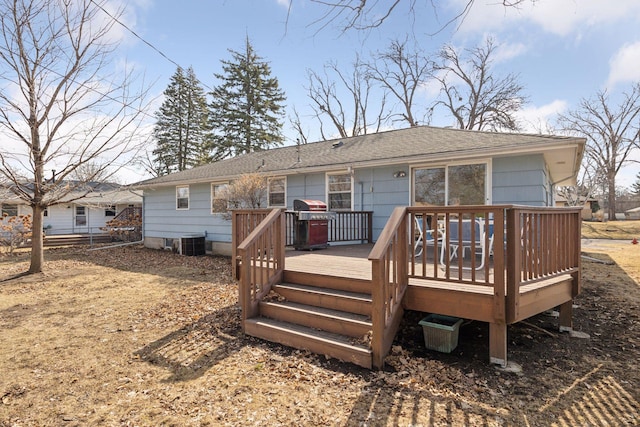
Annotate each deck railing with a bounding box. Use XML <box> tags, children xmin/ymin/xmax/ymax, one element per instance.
<box><xmin>506</xmin><ymin>206</ymin><xmax>582</xmax><ymax>322</ymax></box>
<box><xmin>284</xmin><ymin>210</ymin><xmax>373</xmax><ymax>245</ymax></box>
<box><xmin>235</xmin><ymin>209</ymin><xmax>285</xmax><ymax>330</ymax></box>
<box><xmin>329</xmin><ymin>211</ymin><xmax>373</xmax><ymax>243</ymax></box>
<box><xmin>368</xmin><ymin>207</ymin><xmax>409</xmax><ymax>369</ymax></box>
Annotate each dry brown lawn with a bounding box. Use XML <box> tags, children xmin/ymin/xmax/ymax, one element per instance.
<box><xmin>1</xmin><ymin>238</ymin><xmax>639</xmax><ymax>426</ymax></box>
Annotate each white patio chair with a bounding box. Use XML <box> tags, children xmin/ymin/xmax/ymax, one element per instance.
<box><xmin>413</xmin><ymin>215</ymin><xmax>442</xmax><ymax>257</ymax></box>
<box><xmin>440</xmin><ymin>219</ymin><xmax>494</xmax><ymax>270</ymax></box>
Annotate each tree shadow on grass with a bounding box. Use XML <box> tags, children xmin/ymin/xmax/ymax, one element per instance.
<box><xmin>134</xmin><ymin>304</ymin><xmax>247</xmax><ymax>382</ymax></box>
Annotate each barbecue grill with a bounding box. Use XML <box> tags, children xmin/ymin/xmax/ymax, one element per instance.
<box><xmin>292</xmin><ymin>199</ymin><xmax>335</xmax><ymax>250</ymax></box>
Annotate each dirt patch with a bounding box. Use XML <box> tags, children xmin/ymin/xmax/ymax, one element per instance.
<box><xmin>1</xmin><ymin>244</ymin><xmax>639</xmax><ymax>426</ymax></box>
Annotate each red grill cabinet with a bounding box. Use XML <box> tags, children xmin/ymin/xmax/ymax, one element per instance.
<box><xmin>292</xmin><ymin>199</ymin><xmax>335</xmax><ymax>250</ymax></box>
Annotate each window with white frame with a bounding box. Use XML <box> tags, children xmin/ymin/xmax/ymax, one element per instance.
<box><xmin>327</xmin><ymin>173</ymin><xmax>352</xmax><ymax>211</ymax></box>
<box><xmin>105</xmin><ymin>205</ymin><xmax>116</xmax><ymax>216</ymax></box>
<box><xmin>1</xmin><ymin>203</ymin><xmax>18</xmax><ymax>217</ymax></box>
<box><xmin>413</xmin><ymin>162</ymin><xmax>487</xmax><ymax>206</ymax></box>
<box><xmin>211</xmin><ymin>183</ymin><xmax>229</xmax><ymax>213</ymax></box>
<box><xmin>268</xmin><ymin>177</ymin><xmax>286</xmax><ymax>207</ymax></box>
<box><xmin>75</xmin><ymin>206</ymin><xmax>87</xmax><ymax>226</ymax></box>
<box><xmin>176</xmin><ymin>185</ymin><xmax>189</xmax><ymax>210</ymax></box>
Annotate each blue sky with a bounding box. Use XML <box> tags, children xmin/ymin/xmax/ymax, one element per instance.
<box><xmin>111</xmin><ymin>0</ymin><xmax>640</xmax><ymax>186</ymax></box>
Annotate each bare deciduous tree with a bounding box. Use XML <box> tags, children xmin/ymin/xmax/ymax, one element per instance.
<box><xmin>365</xmin><ymin>38</ymin><xmax>432</xmax><ymax>127</ymax></box>
<box><xmin>306</xmin><ymin>58</ymin><xmax>389</xmax><ymax>140</ymax></box>
<box><xmin>0</xmin><ymin>0</ymin><xmax>150</xmax><ymax>273</ymax></box>
<box><xmin>288</xmin><ymin>0</ymin><xmax>533</xmax><ymax>34</ymax></box>
<box><xmin>289</xmin><ymin>107</ymin><xmax>310</xmax><ymax>145</ymax></box>
<box><xmin>432</xmin><ymin>37</ymin><xmax>526</xmax><ymax>131</ymax></box>
<box><xmin>559</xmin><ymin>84</ymin><xmax>640</xmax><ymax>221</ymax></box>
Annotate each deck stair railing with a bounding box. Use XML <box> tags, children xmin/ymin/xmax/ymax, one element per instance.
<box><xmin>111</xmin><ymin>206</ymin><xmax>142</xmax><ymax>222</ymax></box>
<box><xmin>235</xmin><ymin>209</ymin><xmax>285</xmax><ymax>331</ymax></box>
<box><xmin>368</xmin><ymin>207</ymin><xmax>409</xmax><ymax>369</ymax></box>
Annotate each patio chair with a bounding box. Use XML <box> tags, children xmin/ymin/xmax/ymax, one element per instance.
<box><xmin>413</xmin><ymin>215</ymin><xmax>442</xmax><ymax>257</ymax></box>
<box><xmin>440</xmin><ymin>219</ymin><xmax>494</xmax><ymax>270</ymax></box>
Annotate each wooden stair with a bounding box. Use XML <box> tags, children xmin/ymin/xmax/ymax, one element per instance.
<box><xmin>243</xmin><ymin>270</ymin><xmax>374</xmax><ymax>369</ymax></box>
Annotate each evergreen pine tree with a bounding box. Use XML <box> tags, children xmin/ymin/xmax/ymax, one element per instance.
<box><xmin>209</xmin><ymin>37</ymin><xmax>286</xmax><ymax>159</ymax></box>
<box><xmin>153</xmin><ymin>66</ymin><xmax>211</xmax><ymax>174</ymax></box>
<box><xmin>632</xmin><ymin>172</ymin><xmax>640</xmax><ymax>196</ymax></box>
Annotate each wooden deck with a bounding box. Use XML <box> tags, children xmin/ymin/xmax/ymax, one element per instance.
<box><xmin>235</xmin><ymin>206</ymin><xmax>582</xmax><ymax>369</ymax></box>
<box><xmin>285</xmin><ymin>244</ymin><xmax>374</xmax><ymax>280</ymax></box>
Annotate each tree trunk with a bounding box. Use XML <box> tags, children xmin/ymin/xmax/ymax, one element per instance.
<box><xmin>607</xmin><ymin>173</ymin><xmax>617</xmax><ymax>221</ymax></box>
<box><xmin>29</xmin><ymin>205</ymin><xmax>44</xmax><ymax>273</ymax></box>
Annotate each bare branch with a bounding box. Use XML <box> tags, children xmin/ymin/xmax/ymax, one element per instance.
<box><xmin>432</xmin><ymin>37</ymin><xmax>527</xmax><ymax>131</ymax></box>
<box><xmin>558</xmin><ymin>83</ymin><xmax>640</xmax><ymax>221</ymax></box>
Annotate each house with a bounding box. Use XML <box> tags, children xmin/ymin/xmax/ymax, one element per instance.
<box><xmin>137</xmin><ymin>126</ymin><xmax>585</xmax><ymax>255</ymax></box>
<box><xmin>0</xmin><ymin>182</ymin><xmax>142</xmax><ymax>236</ymax></box>
<box><xmin>554</xmin><ymin>194</ymin><xmax>599</xmax><ymax>220</ymax></box>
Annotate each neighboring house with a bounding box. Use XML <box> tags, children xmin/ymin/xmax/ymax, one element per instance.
<box><xmin>554</xmin><ymin>194</ymin><xmax>598</xmax><ymax>221</ymax></box>
<box><xmin>136</xmin><ymin>126</ymin><xmax>585</xmax><ymax>256</ymax></box>
<box><xmin>0</xmin><ymin>182</ymin><xmax>142</xmax><ymax>235</ymax></box>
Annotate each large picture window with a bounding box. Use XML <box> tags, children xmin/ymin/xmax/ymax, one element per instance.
<box><xmin>413</xmin><ymin>162</ymin><xmax>487</xmax><ymax>206</ymax></box>
<box><xmin>176</xmin><ymin>185</ymin><xmax>189</xmax><ymax>210</ymax></box>
<box><xmin>268</xmin><ymin>177</ymin><xmax>286</xmax><ymax>207</ymax></box>
<box><xmin>327</xmin><ymin>173</ymin><xmax>352</xmax><ymax>211</ymax></box>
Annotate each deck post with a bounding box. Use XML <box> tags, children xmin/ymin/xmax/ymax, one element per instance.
<box><xmin>558</xmin><ymin>300</ymin><xmax>573</xmax><ymax>332</ymax></box>
<box><xmin>370</xmin><ymin>258</ymin><xmax>384</xmax><ymax>369</ymax></box>
<box><xmin>489</xmin><ymin>322</ymin><xmax>507</xmax><ymax>366</ymax></box>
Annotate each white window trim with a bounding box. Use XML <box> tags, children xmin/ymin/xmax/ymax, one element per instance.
<box><xmin>176</xmin><ymin>185</ymin><xmax>190</xmax><ymax>210</ymax></box>
<box><xmin>326</xmin><ymin>171</ymin><xmax>354</xmax><ymax>211</ymax></box>
<box><xmin>267</xmin><ymin>176</ymin><xmax>287</xmax><ymax>208</ymax></box>
<box><xmin>210</xmin><ymin>182</ymin><xmax>230</xmax><ymax>214</ymax></box>
<box><xmin>411</xmin><ymin>159</ymin><xmax>492</xmax><ymax>206</ymax></box>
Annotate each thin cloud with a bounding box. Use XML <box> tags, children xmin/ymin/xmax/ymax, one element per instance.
<box><xmin>450</xmin><ymin>0</ymin><xmax>640</xmax><ymax>38</ymax></box>
<box><xmin>516</xmin><ymin>100</ymin><xmax>568</xmax><ymax>133</ymax></box>
<box><xmin>606</xmin><ymin>41</ymin><xmax>640</xmax><ymax>89</ymax></box>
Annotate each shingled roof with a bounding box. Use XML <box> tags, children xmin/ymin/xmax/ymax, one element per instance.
<box><xmin>137</xmin><ymin>126</ymin><xmax>585</xmax><ymax>187</ymax></box>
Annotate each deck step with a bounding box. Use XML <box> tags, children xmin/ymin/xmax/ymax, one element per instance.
<box><xmin>245</xmin><ymin>317</ymin><xmax>372</xmax><ymax>369</ymax></box>
<box><xmin>272</xmin><ymin>282</ymin><xmax>372</xmax><ymax>316</ymax></box>
<box><xmin>259</xmin><ymin>300</ymin><xmax>372</xmax><ymax>338</ymax></box>
<box><xmin>283</xmin><ymin>270</ymin><xmax>372</xmax><ymax>294</ymax></box>
<box><xmin>43</xmin><ymin>234</ymin><xmax>112</xmax><ymax>246</ymax></box>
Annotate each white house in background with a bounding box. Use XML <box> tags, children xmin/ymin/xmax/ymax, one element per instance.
<box><xmin>0</xmin><ymin>182</ymin><xmax>142</xmax><ymax>235</ymax></box>
<box><xmin>135</xmin><ymin>126</ymin><xmax>585</xmax><ymax>256</ymax></box>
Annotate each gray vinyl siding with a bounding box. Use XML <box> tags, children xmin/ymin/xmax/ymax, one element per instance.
<box><xmin>492</xmin><ymin>155</ymin><xmax>548</xmax><ymax>206</ymax></box>
<box><xmin>144</xmin><ymin>183</ymin><xmax>232</xmax><ymax>243</ymax></box>
<box><xmin>355</xmin><ymin>166</ymin><xmax>409</xmax><ymax>240</ymax></box>
<box><xmin>286</xmin><ymin>173</ymin><xmax>325</xmax><ymax>207</ymax></box>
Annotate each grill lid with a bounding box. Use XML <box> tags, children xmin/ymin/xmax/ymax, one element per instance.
<box><xmin>293</xmin><ymin>199</ymin><xmax>327</xmax><ymax>212</ymax></box>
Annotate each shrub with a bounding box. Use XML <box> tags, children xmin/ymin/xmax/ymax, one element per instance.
<box><xmin>0</xmin><ymin>214</ymin><xmax>33</xmax><ymax>254</ymax></box>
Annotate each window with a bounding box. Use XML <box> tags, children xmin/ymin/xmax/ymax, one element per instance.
<box><xmin>1</xmin><ymin>204</ymin><xmax>18</xmax><ymax>217</ymax></box>
<box><xmin>105</xmin><ymin>205</ymin><xmax>116</xmax><ymax>216</ymax></box>
<box><xmin>211</xmin><ymin>183</ymin><xmax>229</xmax><ymax>213</ymax></box>
<box><xmin>413</xmin><ymin>162</ymin><xmax>488</xmax><ymax>206</ymax></box>
<box><xmin>75</xmin><ymin>206</ymin><xmax>87</xmax><ymax>226</ymax></box>
<box><xmin>176</xmin><ymin>185</ymin><xmax>189</xmax><ymax>210</ymax></box>
<box><xmin>327</xmin><ymin>173</ymin><xmax>352</xmax><ymax>211</ymax></box>
<box><xmin>43</xmin><ymin>208</ymin><xmax>48</xmax><ymax>217</ymax></box>
<box><xmin>268</xmin><ymin>177</ymin><xmax>286</xmax><ymax>207</ymax></box>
